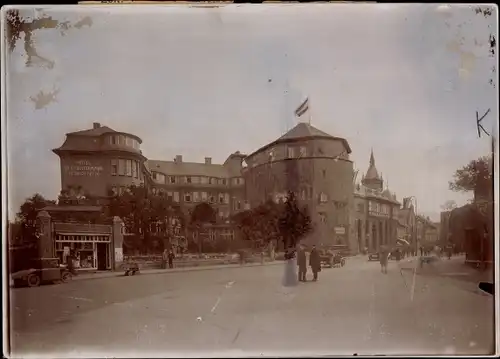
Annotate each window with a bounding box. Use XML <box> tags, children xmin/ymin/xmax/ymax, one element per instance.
<box><xmin>269</xmin><ymin>149</ymin><xmax>275</xmax><ymax>162</ymax></box>
<box><xmin>218</xmin><ymin>193</ymin><xmax>225</xmax><ymax>204</ymax></box>
<box><xmin>224</xmin><ymin>193</ymin><xmax>230</xmax><ymax>204</ymax></box>
<box><xmin>186</xmin><ymin>176</ymin><xmax>192</xmax><ymax>184</ymax></box>
<box><xmin>125</xmin><ymin>159</ymin><xmax>132</xmax><ymax>176</ymax></box>
<box><xmin>236</xmin><ymin>201</ymin><xmax>241</xmax><ymax>210</ymax></box>
<box><xmin>192</xmin><ymin>176</ymin><xmax>200</xmax><ymax>184</ymax></box>
<box><xmin>166</xmin><ymin>191</ymin><xmax>173</xmax><ymax>202</ymax></box>
<box><xmin>209</xmin><ymin>177</ymin><xmax>215</xmax><ymax>185</ymax></box>
<box><xmin>193</xmin><ymin>192</ymin><xmax>200</xmax><ymax>202</ymax></box>
<box><xmin>111</xmin><ymin>159</ymin><xmax>118</xmax><ymax>176</ymax></box>
<box><xmin>184</xmin><ymin>193</ymin><xmax>192</xmax><ymax>202</ymax></box>
<box><xmin>132</xmin><ymin>161</ymin><xmax>138</xmax><ymax>178</ymax></box>
<box><xmin>287</xmin><ymin>147</ymin><xmax>295</xmax><ymax>159</ymax></box>
<box><xmin>125</xmin><ymin>137</ymin><xmax>131</xmax><ymax>146</ymax></box>
<box><xmin>209</xmin><ymin>194</ymin><xmax>216</xmax><ymax>204</ymax></box>
<box><xmin>173</xmin><ymin>192</ymin><xmax>180</xmax><ymax>202</ymax></box>
<box><xmin>368</xmin><ymin>201</ymin><xmax>374</xmax><ymax>212</ymax></box>
<box><xmin>222</xmin><ymin>179</ymin><xmax>227</xmax><ymax>185</ymax></box>
<box><xmin>170</xmin><ymin>176</ymin><xmax>176</xmax><ymax>184</ymax></box>
<box><xmin>201</xmin><ymin>177</ymin><xmax>209</xmax><ymax>184</ymax></box>
<box><xmin>319</xmin><ymin>192</ymin><xmax>328</xmax><ymax>203</ymax></box>
<box><xmin>319</xmin><ymin>212</ymin><xmax>327</xmax><ymax>223</ymax></box>
<box><xmin>110</xmin><ymin>136</ymin><xmax>117</xmax><ymax>145</ymax></box>
<box><xmin>201</xmin><ymin>192</ymin><xmax>208</xmax><ymax>202</ymax></box>
<box><xmin>299</xmin><ymin>146</ymin><xmax>307</xmax><ymax>157</ymax></box>
<box><xmin>118</xmin><ymin>159</ymin><xmax>126</xmax><ymax>176</ymax></box>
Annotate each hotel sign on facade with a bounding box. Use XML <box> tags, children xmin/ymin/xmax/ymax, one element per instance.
<box><xmin>65</xmin><ymin>160</ymin><xmax>104</xmax><ymax>177</ymax></box>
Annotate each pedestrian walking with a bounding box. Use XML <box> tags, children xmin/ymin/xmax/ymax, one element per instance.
<box><xmin>161</xmin><ymin>249</ymin><xmax>168</xmax><ymax>269</ymax></box>
<box><xmin>309</xmin><ymin>245</ymin><xmax>321</xmax><ymax>281</ymax></box>
<box><xmin>379</xmin><ymin>246</ymin><xmax>389</xmax><ymax>274</ymax></box>
<box><xmin>168</xmin><ymin>249</ymin><xmax>175</xmax><ymax>269</ymax></box>
<box><xmin>297</xmin><ymin>245</ymin><xmax>307</xmax><ymax>282</ymax></box>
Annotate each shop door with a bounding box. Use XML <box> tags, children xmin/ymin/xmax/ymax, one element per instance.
<box><xmin>96</xmin><ymin>243</ymin><xmax>107</xmax><ymax>270</ymax></box>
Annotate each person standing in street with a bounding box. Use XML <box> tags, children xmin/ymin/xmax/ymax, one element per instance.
<box><xmin>168</xmin><ymin>249</ymin><xmax>175</xmax><ymax>269</ymax></box>
<box><xmin>309</xmin><ymin>245</ymin><xmax>321</xmax><ymax>281</ymax></box>
<box><xmin>379</xmin><ymin>246</ymin><xmax>389</xmax><ymax>274</ymax></box>
<box><xmin>297</xmin><ymin>245</ymin><xmax>307</xmax><ymax>282</ymax></box>
<box><xmin>161</xmin><ymin>249</ymin><xmax>168</xmax><ymax>269</ymax></box>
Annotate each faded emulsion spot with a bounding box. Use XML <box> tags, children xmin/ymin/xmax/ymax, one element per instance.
<box><xmin>5</xmin><ymin>9</ymin><xmax>93</xmax><ymax>109</ymax></box>
<box><xmin>29</xmin><ymin>88</ymin><xmax>60</xmax><ymax>110</ymax></box>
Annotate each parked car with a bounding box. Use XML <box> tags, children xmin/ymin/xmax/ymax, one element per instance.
<box><xmin>368</xmin><ymin>252</ymin><xmax>380</xmax><ymax>261</ymax></box>
<box><xmin>11</xmin><ymin>258</ymin><xmax>72</xmax><ymax>288</ymax></box>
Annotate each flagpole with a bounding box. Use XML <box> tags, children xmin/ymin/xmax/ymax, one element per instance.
<box><xmin>308</xmin><ymin>97</ymin><xmax>312</xmax><ymax>125</ymax></box>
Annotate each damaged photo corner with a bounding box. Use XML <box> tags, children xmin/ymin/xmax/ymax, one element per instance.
<box><xmin>2</xmin><ymin>2</ymin><xmax>498</xmax><ymax>358</ymax></box>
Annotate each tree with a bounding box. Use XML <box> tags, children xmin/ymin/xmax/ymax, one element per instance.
<box><xmin>279</xmin><ymin>191</ymin><xmax>313</xmax><ymax>258</ymax></box>
<box><xmin>232</xmin><ymin>199</ymin><xmax>282</xmax><ymax>251</ymax></box>
<box><xmin>190</xmin><ymin>202</ymin><xmax>217</xmax><ymax>255</ymax></box>
<box><xmin>449</xmin><ymin>155</ymin><xmax>493</xmax><ymax>193</ymax></box>
<box><xmin>441</xmin><ymin>200</ymin><xmax>458</xmax><ymax>212</ymax></box>
<box><xmin>16</xmin><ymin>193</ymin><xmax>56</xmax><ymax>245</ymax></box>
<box><xmin>105</xmin><ymin>185</ymin><xmax>184</xmax><ymax>254</ymax></box>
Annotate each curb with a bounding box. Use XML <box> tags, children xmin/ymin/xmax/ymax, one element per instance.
<box><xmin>72</xmin><ymin>260</ymin><xmax>284</xmax><ymax>282</ymax></box>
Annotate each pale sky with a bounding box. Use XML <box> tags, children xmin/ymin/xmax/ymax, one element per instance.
<box><xmin>4</xmin><ymin>4</ymin><xmax>498</xmax><ymax>221</ymax></box>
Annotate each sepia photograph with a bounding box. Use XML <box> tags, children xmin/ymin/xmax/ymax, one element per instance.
<box><xmin>2</xmin><ymin>3</ymin><xmax>498</xmax><ymax>358</ymax></box>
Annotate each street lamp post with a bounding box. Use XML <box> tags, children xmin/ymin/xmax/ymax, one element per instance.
<box><xmin>408</xmin><ymin>196</ymin><xmax>418</xmax><ymax>302</ymax></box>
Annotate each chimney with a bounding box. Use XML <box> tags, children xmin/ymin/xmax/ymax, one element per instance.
<box><xmin>175</xmin><ymin>155</ymin><xmax>183</xmax><ymax>163</ymax></box>
<box><xmin>93</xmin><ymin>122</ymin><xmax>101</xmax><ymax>129</ymax></box>
<box><xmin>205</xmin><ymin>157</ymin><xmax>212</xmax><ymax>165</ymax></box>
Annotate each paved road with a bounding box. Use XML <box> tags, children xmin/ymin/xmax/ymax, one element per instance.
<box><xmin>8</xmin><ymin>257</ymin><xmax>494</xmax><ymax>357</ymax></box>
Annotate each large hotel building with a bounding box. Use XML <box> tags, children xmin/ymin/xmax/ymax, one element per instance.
<box><xmin>53</xmin><ymin>121</ymin><xmax>403</xmax><ymax>254</ymax></box>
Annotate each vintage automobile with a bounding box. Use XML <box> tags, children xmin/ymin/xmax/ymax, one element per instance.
<box><xmin>11</xmin><ymin>258</ymin><xmax>72</xmax><ymax>288</ymax></box>
<box><xmin>319</xmin><ymin>249</ymin><xmax>346</xmax><ymax>268</ymax></box>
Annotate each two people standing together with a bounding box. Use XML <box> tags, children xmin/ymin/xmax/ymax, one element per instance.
<box><xmin>297</xmin><ymin>245</ymin><xmax>321</xmax><ymax>282</ymax></box>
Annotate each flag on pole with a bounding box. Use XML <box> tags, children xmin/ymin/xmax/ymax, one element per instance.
<box><xmin>295</xmin><ymin>97</ymin><xmax>309</xmax><ymax>118</ymax></box>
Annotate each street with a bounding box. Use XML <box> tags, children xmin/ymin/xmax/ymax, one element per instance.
<box><xmin>8</xmin><ymin>256</ymin><xmax>495</xmax><ymax>357</ymax></box>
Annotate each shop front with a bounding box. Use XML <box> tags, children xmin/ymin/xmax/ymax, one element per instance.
<box><xmin>55</xmin><ymin>233</ymin><xmax>112</xmax><ymax>271</ymax></box>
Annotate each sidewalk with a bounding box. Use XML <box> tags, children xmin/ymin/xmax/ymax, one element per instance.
<box><xmin>71</xmin><ymin>254</ymin><xmax>365</xmax><ymax>282</ymax></box>
<box><xmin>72</xmin><ymin>260</ymin><xmax>284</xmax><ymax>282</ymax></box>
<box><xmin>399</xmin><ymin>255</ymin><xmax>494</xmax><ymax>284</ymax></box>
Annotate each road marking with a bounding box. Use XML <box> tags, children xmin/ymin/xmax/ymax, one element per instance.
<box><xmin>211</xmin><ymin>297</ymin><xmax>221</xmax><ymax>313</ymax></box>
<box><xmin>59</xmin><ymin>296</ymin><xmax>93</xmax><ymax>302</ymax></box>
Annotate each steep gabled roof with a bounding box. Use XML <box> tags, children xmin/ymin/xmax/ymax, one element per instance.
<box><xmin>146</xmin><ymin>160</ymin><xmax>232</xmax><ymax>178</ymax></box>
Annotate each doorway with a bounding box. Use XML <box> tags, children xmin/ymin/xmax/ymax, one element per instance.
<box><xmin>96</xmin><ymin>243</ymin><xmax>108</xmax><ymax>270</ymax></box>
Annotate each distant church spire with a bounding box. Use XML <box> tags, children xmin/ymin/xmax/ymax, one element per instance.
<box><xmin>362</xmin><ymin>148</ymin><xmax>384</xmax><ymax>190</ymax></box>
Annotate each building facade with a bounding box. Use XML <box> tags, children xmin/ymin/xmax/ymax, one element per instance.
<box><xmin>243</xmin><ymin>122</ymin><xmax>354</xmax><ymax>248</ymax></box>
<box><xmin>53</xmin><ymin>122</ymin><xmax>147</xmax><ymax>200</ymax></box>
<box><xmin>352</xmin><ymin>151</ymin><xmax>400</xmax><ymax>252</ymax></box>
<box><xmin>53</xmin><ymin>122</ymin><xmax>413</xmax><ymax>254</ymax></box>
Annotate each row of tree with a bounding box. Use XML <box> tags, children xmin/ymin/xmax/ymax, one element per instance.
<box><xmin>10</xmin><ymin>185</ymin><xmax>314</xmax><ymax>256</ymax></box>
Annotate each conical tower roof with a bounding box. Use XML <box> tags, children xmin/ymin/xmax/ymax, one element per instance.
<box><xmin>365</xmin><ymin>149</ymin><xmax>380</xmax><ymax>180</ymax></box>
<box><xmin>245</xmin><ymin>122</ymin><xmax>351</xmax><ymax>160</ymax></box>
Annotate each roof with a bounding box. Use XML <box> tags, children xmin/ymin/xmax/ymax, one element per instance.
<box><xmin>67</xmin><ymin>125</ymin><xmax>117</xmax><ymax>137</ymax></box>
<box><xmin>364</xmin><ymin>149</ymin><xmax>381</xmax><ymax>181</ymax></box>
<box><xmin>146</xmin><ymin>160</ymin><xmax>234</xmax><ymax>178</ymax></box>
<box><xmin>246</xmin><ymin>122</ymin><xmax>352</xmax><ymax>160</ymax></box>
